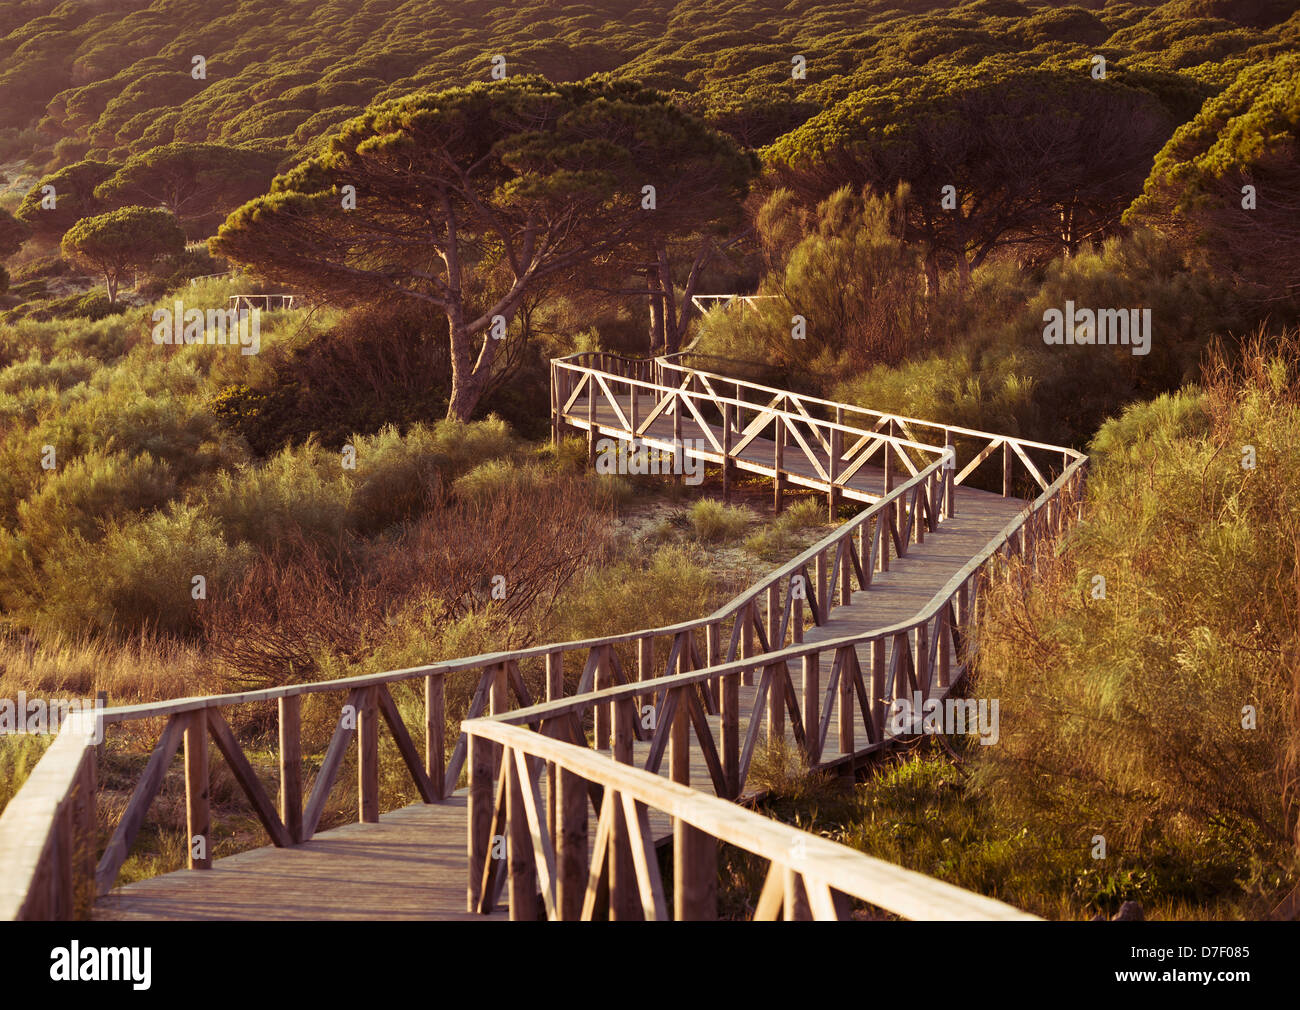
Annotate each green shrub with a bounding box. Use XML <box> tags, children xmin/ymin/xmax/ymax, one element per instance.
<box><xmin>15</xmin><ymin>449</ymin><xmax>176</xmax><ymax>551</ymax></box>
<box><xmin>206</xmin><ymin>440</ymin><xmax>352</xmax><ymax>549</ymax></box>
<box><xmin>0</xmin><ymin>349</ymin><xmax>95</xmax><ymax>393</ymax></box>
<box><xmin>777</xmin><ymin>498</ymin><xmax>825</xmax><ymax>533</ymax></box>
<box><xmin>688</xmin><ymin>498</ymin><xmax>751</xmax><ymax>542</ymax></box>
<box><xmin>347</xmin><ymin>423</ymin><xmax>451</xmax><ymax>533</ymax></box>
<box><xmin>33</xmin><ymin>504</ymin><xmax>255</xmax><ymax>638</ymax></box>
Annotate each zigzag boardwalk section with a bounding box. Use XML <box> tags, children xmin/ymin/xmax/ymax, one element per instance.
<box><xmin>2</xmin><ymin>353</ymin><xmax>1085</xmax><ymax>922</ymax></box>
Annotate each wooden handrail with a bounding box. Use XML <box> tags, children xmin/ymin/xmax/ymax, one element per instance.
<box><xmin>462</xmin><ymin>719</ymin><xmax>1039</xmax><ymax>921</ymax></box>
<box><xmin>0</xmin><ymin>713</ymin><xmax>98</xmax><ymax>920</ymax></box>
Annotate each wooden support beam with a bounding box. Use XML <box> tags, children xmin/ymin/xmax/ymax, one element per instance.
<box><xmin>184</xmin><ymin>709</ymin><xmax>210</xmax><ymax>870</ymax></box>
<box><xmin>773</xmin><ymin>417</ymin><xmax>785</xmax><ymax>513</ymax></box>
<box><xmin>803</xmin><ymin>652</ymin><xmax>820</xmax><ymax>764</ymax></box>
<box><xmin>506</xmin><ymin>747</ymin><xmax>538</xmax><ymax>921</ymax></box>
<box><xmin>425</xmin><ymin>673</ymin><xmax>445</xmax><ymax>801</ymax></box>
<box><xmin>467</xmin><ymin>731</ymin><xmax>495</xmax><ymax>913</ymax></box>
<box><xmin>357</xmin><ymin>686</ymin><xmax>379</xmax><ymax>824</ymax></box>
<box><xmin>95</xmin><ymin>714</ymin><xmax>185</xmax><ymax>895</ymax></box>
<box><xmin>545</xmin><ymin>651</ymin><xmax>563</xmax><ymax>841</ymax></box>
<box><xmin>279</xmin><ymin>695</ymin><xmax>302</xmax><ymax>843</ymax></box>
<box><xmin>557</xmin><ymin>765</ymin><xmax>588</xmax><ymax>920</ymax></box>
<box><xmin>376</xmin><ymin>684</ymin><xmax>436</xmax><ymax>803</ymax></box>
<box><xmin>674</xmin><ymin>812</ymin><xmax>717</xmax><ymax>921</ymax></box>
<box><xmin>206</xmin><ymin>709</ymin><xmax>291</xmax><ymax>849</ymax></box>
<box><xmin>610</xmin><ymin>696</ymin><xmax>638</xmax><ymax>920</ymax></box>
<box><xmin>302</xmin><ymin>688</ymin><xmax>364</xmax><ymax>840</ymax></box>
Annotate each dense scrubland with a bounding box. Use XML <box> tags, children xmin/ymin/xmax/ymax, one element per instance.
<box><xmin>0</xmin><ymin>0</ymin><xmax>1297</xmax><ymax>917</ymax></box>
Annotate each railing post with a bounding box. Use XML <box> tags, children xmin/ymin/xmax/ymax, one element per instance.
<box><xmin>556</xmin><ymin>765</ymin><xmax>587</xmax><ymax>920</ymax></box>
<box><xmin>792</xmin><ymin>581</ymin><xmax>804</xmax><ymax>644</ymax></box>
<box><xmin>871</xmin><ymin>638</ymin><xmax>887</xmax><ymax>743</ymax></box>
<box><xmin>937</xmin><ymin>605</ymin><xmax>951</xmax><ymax>689</ymax></box>
<box><xmin>882</xmin><ymin>433</ymin><xmax>893</xmax><ymax>573</ymax></box>
<box><xmin>1002</xmin><ymin>439</ymin><xmax>1012</xmax><ymax>497</ymax></box>
<box><xmin>673</xmin><ymin>390</ymin><xmax>684</xmax><ymax>489</ymax></box>
<box><xmin>637</xmin><ymin>636</ymin><xmax>655</xmax><ymax>723</ymax></box>
<box><xmin>611</xmin><ymin>696</ymin><xmax>637</xmax><ymax>920</ymax></box>
<box><xmin>426</xmin><ymin>673</ymin><xmax>445</xmax><ymax>802</ymax></box>
<box><xmin>721</xmin><ymin>668</ymin><xmax>741</xmax><ymax>798</ymax></box>
<box><xmin>944</xmin><ymin>429</ymin><xmax>956</xmax><ymax>518</ymax></box>
<box><xmin>838</xmin><ymin>647</ymin><xmax>853</xmax><ymax>756</ymax></box>
<box><xmin>767</xmin><ymin>582</ymin><xmax>780</xmax><ymax>649</ymax></box>
<box><xmin>72</xmin><ymin>748</ymin><xmax>97</xmax><ymax>917</ymax></box>
<box><xmin>741</xmin><ymin>599</ymin><xmax>756</xmax><ymax>687</ymax></box>
<box><xmin>803</xmin><ymin>651</ymin><xmax>820</xmax><ymax>764</ymax></box>
<box><xmin>829</xmin><ymin>419</ymin><xmax>842</xmax><ymax>521</ymax></box>
<box><xmin>506</xmin><ymin>749</ymin><xmax>538</xmax><ymax>921</ymax></box>
<box><xmin>916</xmin><ymin>479</ymin><xmax>926</xmax><ymax>544</ymax></box>
<box><xmin>358</xmin><ymin>686</ymin><xmax>379</xmax><ymax>824</ymax></box>
<box><xmin>768</xmin><ymin>661</ymin><xmax>785</xmax><ymax>744</ymax></box>
<box><xmin>784</xmin><ymin>866</ymin><xmax>812</xmax><ymax>920</ymax></box>
<box><xmin>587</xmin><ymin>374</ymin><xmax>597</xmax><ymax>465</ymax></box>
<box><xmin>774</xmin><ymin>417</ymin><xmax>786</xmax><ymax>514</ymax></box>
<box><xmin>279</xmin><ymin>695</ymin><xmax>303</xmax><ymax>843</ymax></box>
<box><xmin>815</xmin><ymin>549</ymin><xmax>829</xmax><ymax>623</ymax></box>
<box><xmin>706</xmin><ymin>621</ymin><xmax>721</xmax><ymax>707</ymax></box>
<box><xmin>839</xmin><ymin>539</ymin><xmax>852</xmax><ymax>606</ymax></box>
<box><xmin>674</xmin><ymin>819</ymin><xmax>717</xmax><ymax>921</ymax></box>
<box><xmin>915</xmin><ymin>621</ymin><xmax>930</xmax><ymax>697</ymax></box>
<box><xmin>595</xmin><ymin>646</ymin><xmax>612</xmax><ymax>751</ymax></box>
<box><xmin>467</xmin><ymin>727</ymin><xmax>493</xmax><ymax>912</ymax></box>
<box><xmin>184</xmin><ymin>708</ymin><xmax>210</xmax><ymax>870</ymax></box>
<box><xmin>722</xmin><ymin>401</ymin><xmax>733</xmax><ymax>503</ymax></box>
<box><xmin>546</xmin><ymin>651</ymin><xmax>563</xmax><ymax>840</ymax></box>
<box><xmin>550</xmin><ymin>361</ymin><xmax>560</xmax><ymax>448</ymax></box>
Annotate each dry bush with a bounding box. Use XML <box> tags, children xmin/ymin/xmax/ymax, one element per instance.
<box><xmin>199</xmin><ymin>470</ymin><xmax>613</xmax><ymax>696</ymax></box>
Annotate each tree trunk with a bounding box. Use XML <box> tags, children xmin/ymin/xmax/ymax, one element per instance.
<box><xmin>647</xmin><ymin>268</ymin><xmax>665</xmax><ymax>355</ymax></box>
<box><xmin>446</xmin><ymin>317</ymin><xmax>485</xmax><ymax>422</ymax></box>
<box><xmin>923</xmin><ymin>252</ymin><xmax>940</xmax><ymax>299</ymax></box>
<box><xmin>105</xmin><ymin>271</ymin><xmax>118</xmax><ymax>305</ymax></box>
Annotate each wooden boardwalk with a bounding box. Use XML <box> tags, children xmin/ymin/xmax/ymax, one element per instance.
<box><xmin>93</xmin><ymin>382</ymin><xmax>1026</xmax><ymax>920</ymax></box>
<box><xmin>97</xmin><ymin>798</ymin><xmax>501</xmax><ymax>921</ymax></box>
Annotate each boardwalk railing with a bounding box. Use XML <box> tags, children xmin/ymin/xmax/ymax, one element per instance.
<box><xmin>1</xmin><ymin>353</ymin><xmax>1085</xmax><ymax>920</ymax></box>
<box><xmin>462</xmin><ymin>456</ymin><xmax>1085</xmax><ymax>919</ymax></box>
<box><xmin>0</xmin><ymin>713</ymin><xmax>98</xmax><ymax>920</ymax></box>
<box><xmin>461</xmin><ymin>719</ymin><xmax>1038</xmax><ymax>921</ymax></box>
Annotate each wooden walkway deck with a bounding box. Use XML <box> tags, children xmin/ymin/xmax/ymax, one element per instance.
<box><xmin>94</xmin><ymin>385</ymin><xmax>1026</xmax><ymax>920</ymax></box>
